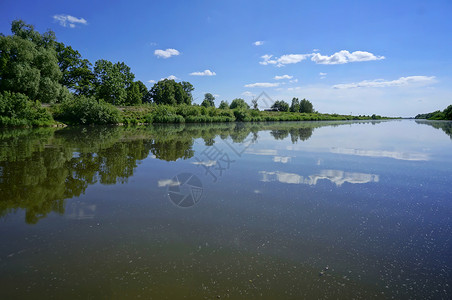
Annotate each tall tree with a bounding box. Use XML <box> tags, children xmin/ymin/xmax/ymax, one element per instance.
<box><xmin>149</xmin><ymin>79</ymin><xmax>192</xmax><ymax>105</ymax></box>
<box><xmin>93</xmin><ymin>60</ymin><xmax>135</xmax><ymax>105</ymax></box>
<box><xmin>271</xmin><ymin>100</ymin><xmax>289</xmax><ymax>112</ymax></box>
<box><xmin>55</xmin><ymin>42</ymin><xmax>95</xmax><ymax>95</ymax></box>
<box><xmin>290</xmin><ymin>97</ymin><xmax>300</xmax><ymax>112</ymax></box>
<box><xmin>299</xmin><ymin>98</ymin><xmax>313</xmax><ymax>113</ymax></box>
<box><xmin>201</xmin><ymin>93</ymin><xmax>215</xmax><ymax>107</ymax></box>
<box><xmin>229</xmin><ymin>98</ymin><xmax>250</xmax><ymax>109</ymax></box>
<box><xmin>219</xmin><ymin>100</ymin><xmax>229</xmax><ymax>109</ymax></box>
<box><xmin>0</xmin><ymin>20</ymin><xmax>68</xmax><ymax>103</ymax></box>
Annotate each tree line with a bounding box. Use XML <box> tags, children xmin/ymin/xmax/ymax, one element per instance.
<box><xmin>1</xmin><ymin>20</ymin><xmax>383</xmax><ymax>126</ymax></box>
<box><xmin>415</xmin><ymin>105</ymin><xmax>452</xmax><ymax>120</ymax></box>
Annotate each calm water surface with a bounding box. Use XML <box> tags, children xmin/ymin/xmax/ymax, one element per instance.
<box><xmin>0</xmin><ymin>120</ymin><xmax>451</xmax><ymax>299</ymax></box>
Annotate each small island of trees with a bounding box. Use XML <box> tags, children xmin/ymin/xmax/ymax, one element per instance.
<box><xmin>1</xmin><ymin>20</ymin><xmax>389</xmax><ymax>127</ymax></box>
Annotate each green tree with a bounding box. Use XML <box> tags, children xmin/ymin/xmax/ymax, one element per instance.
<box><xmin>271</xmin><ymin>100</ymin><xmax>289</xmax><ymax>112</ymax></box>
<box><xmin>219</xmin><ymin>100</ymin><xmax>229</xmax><ymax>109</ymax></box>
<box><xmin>93</xmin><ymin>59</ymin><xmax>135</xmax><ymax>105</ymax></box>
<box><xmin>290</xmin><ymin>97</ymin><xmax>300</xmax><ymax>112</ymax></box>
<box><xmin>55</xmin><ymin>42</ymin><xmax>95</xmax><ymax>95</ymax></box>
<box><xmin>443</xmin><ymin>105</ymin><xmax>452</xmax><ymax>120</ymax></box>
<box><xmin>201</xmin><ymin>93</ymin><xmax>215</xmax><ymax>107</ymax></box>
<box><xmin>149</xmin><ymin>79</ymin><xmax>192</xmax><ymax>105</ymax></box>
<box><xmin>299</xmin><ymin>98</ymin><xmax>313</xmax><ymax>113</ymax></box>
<box><xmin>0</xmin><ymin>20</ymin><xmax>67</xmax><ymax>103</ymax></box>
<box><xmin>181</xmin><ymin>81</ymin><xmax>194</xmax><ymax>103</ymax></box>
<box><xmin>252</xmin><ymin>99</ymin><xmax>259</xmax><ymax>110</ymax></box>
<box><xmin>125</xmin><ymin>82</ymin><xmax>143</xmax><ymax>105</ymax></box>
<box><xmin>229</xmin><ymin>98</ymin><xmax>250</xmax><ymax>110</ymax></box>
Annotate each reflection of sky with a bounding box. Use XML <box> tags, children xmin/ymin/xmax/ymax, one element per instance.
<box><xmin>273</xmin><ymin>156</ymin><xmax>291</xmax><ymax>163</ymax></box>
<box><xmin>260</xmin><ymin>170</ymin><xmax>379</xmax><ymax>186</ymax></box>
<box><xmin>330</xmin><ymin>147</ymin><xmax>430</xmax><ymax>161</ymax></box>
<box><xmin>158</xmin><ymin>179</ymin><xmax>180</xmax><ymax>187</ymax></box>
<box><xmin>66</xmin><ymin>202</ymin><xmax>96</xmax><ymax>220</ymax></box>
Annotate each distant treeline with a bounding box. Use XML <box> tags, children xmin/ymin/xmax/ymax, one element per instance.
<box><xmin>415</xmin><ymin>105</ymin><xmax>452</xmax><ymax>120</ymax></box>
<box><xmin>1</xmin><ymin>20</ymin><xmax>387</xmax><ymax>127</ymax></box>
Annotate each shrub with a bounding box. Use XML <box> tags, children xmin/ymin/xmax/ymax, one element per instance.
<box><xmin>0</xmin><ymin>91</ymin><xmax>53</xmax><ymax>127</ymax></box>
<box><xmin>55</xmin><ymin>96</ymin><xmax>121</xmax><ymax>125</ymax></box>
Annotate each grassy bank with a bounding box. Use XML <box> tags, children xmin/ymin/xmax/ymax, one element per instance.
<box><xmin>1</xmin><ymin>93</ymin><xmax>390</xmax><ymax>128</ymax></box>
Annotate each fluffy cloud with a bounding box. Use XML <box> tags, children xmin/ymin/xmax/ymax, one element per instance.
<box><xmin>154</xmin><ymin>48</ymin><xmax>180</xmax><ymax>58</ymax></box>
<box><xmin>189</xmin><ymin>69</ymin><xmax>216</xmax><ymax>76</ymax></box>
<box><xmin>274</xmin><ymin>75</ymin><xmax>293</xmax><ymax>80</ymax></box>
<box><xmin>244</xmin><ymin>82</ymin><xmax>280</xmax><ymax>88</ymax></box>
<box><xmin>147</xmin><ymin>80</ymin><xmax>156</xmax><ymax>83</ymax></box>
<box><xmin>159</xmin><ymin>75</ymin><xmax>179</xmax><ymax>81</ymax></box>
<box><xmin>260</xmin><ymin>50</ymin><xmax>384</xmax><ymax>66</ymax></box>
<box><xmin>242</xmin><ymin>91</ymin><xmax>255</xmax><ymax>97</ymax></box>
<box><xmin>260</xmin><ymin>54</ymin><xmax>309</xmax><ymax>67</ymax></box>
<box><xmin>311</xmin><ymin>50</ymin><xmax>385</xmax><ymax>65</ymax></box>
<box><xmin>319</xmin><ymin>72</ymin><xmax>327</xmax><ymax>76</ymax></box>
<box><xmin>254</xmin><ymin>41</ymin><xmax>264</xmax><ymax>46</ymax></box>
<box><xmin>333</xmin><ymin>76</ymin><xmax>436</xmax><ymax>89</ymax></box>
<box><xmin>53</xmin><ymin>15</ymin><xmax>87</xmax><ymax>28</ymax></box>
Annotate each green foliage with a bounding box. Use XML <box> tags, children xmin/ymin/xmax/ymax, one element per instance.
<box><xmin>0</xmin><ymin>21</ymin><xmax>66</xmax><ymax>103</ymax></box>
<box><xmin>299</xmin><ymin>98</ymin><xmax>314</xmax><ymax>113</ymax></box>
<box><xmin>149</xmin><ymin>79</ymin><xmax>192</xmax><ymax>105</ymax></box>
<box><xmin>55</xmin><ymin>42</ymin><xmax>95</xmax><ymax>95</ymax></box>
<box><xmin>55</xmin><ymin>96</ymin><xmax>121</xmax><ymax>125</ymax></box>
<box><xmin>290</xmin><ymin>97</ymin><xmax>300</xmax><ymax>112</ymax></box>
<box><xmin>416</xmin><ymin>105</ymin><xmax>452</xmax><ymax>120</ymax></box>
<box><xmin>219</xmin><ymin>100</ymin><xmax>229</xmax><ymax>109</ymax></box>
<box><xmin>271</xmin><ymin>100</ymin><xmax>290</xmax><ymax>112</ymax></box>
<box><xmin>230</xmin><ymin>98</ymin><xmax>250</xmax><ymax>109</ymax></box>
<box><xmin>0</xmin><ymin>91</ymin><xmax>53</xmax><ymax>126</ymax></box>
<box><xmin>93</xmin><ymin>59</ymin><xmax>135</xmax><ymax>105</ymax></box>
<box><xmin>444</xmin><ymin>105</ymin><xmax>452</xmax><ymax>120</ymax></box>
<box><xmin>233</xmin><ymin>108</ymin><xmax>250</xmax><ymax>121</ymax></box>
<box><xmin>201</xmin><ymin>93</ymin><xmax>215</xmax><ymax>107</ymax></box>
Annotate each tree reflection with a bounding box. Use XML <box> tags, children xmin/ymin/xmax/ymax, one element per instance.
<box><xmin>416</xmin><ymin>120</ymin><xmax>452</xmax><ymax>140</ymax></box>
<box><xmin>1</xmin><ymin>121</ymin><xmax>351</xmax><ymax>223</ymax></box>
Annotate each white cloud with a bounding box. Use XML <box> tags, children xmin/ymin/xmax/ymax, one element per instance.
<box><xmin>274</xmin><ymin>75</ymin><xmax>293</xmax><ymax>80</ymax></box>
<box><xmin>254</xmin><ymin>41</ymin><xmax>264</xmax><ymax>46</ymax></box>
<box><xmin>319</xmin><ymin>72</ymin><xmax>327</xmax><ymax>76</ymax></box>
<box><xmin>242</xmin><ymin>91</ymin><xmax>255</xmax><ymax>97</ymax></box>
<box><xmin>260</xmin><ymin>54</ymin><xmax>310</xmax><ymax>67</ymax></box>
<box><xmin>289</xmin><ymin>79</ymin><xmax>298</xmax><ymax>83</ymax></box>
<box><xmin>333</xmin><ymin>76</ymin><xmax>436</xmax><ymax>89</ymax></box>
<box><xmin>147</xmin><ymin>80</ymin><xmax>156</xmax><ymax>84</ymax></box>
<box><xmin>313</xmin><ymin>49</ymin><xmax>320</xmax><ymax>52</ymax></box>
<box><xmin>260</xmin><ymin>50</ymin><xmax>384</xmax><ymax>66</ymax></box>
<box><xmin>189</xmin><ymin>69</ymin><xmax>216</xmax><ymax>76</ymax></box>
<box><xmin>311</xmin><ymin>50</ymin><xmax>385</xmax><ymax>64</ymax></box>
<box><xmin>53</xmin><ymin>15</ymin><xmax>87</xmax><ymax>28</ymax></box>
<box><xmin>154</xmin><ymin>48</ymin><xmax>180</xmax><ymax>58</ymax></box>
<box><xmin>159</xmin><ymin>75</ymin><xmax>178</xmax><ymax>81</ymax></box>
<box><xmin>244</xmin><ymin>82</ymin><xmax>280</xmax><ymax>88</ymax></box>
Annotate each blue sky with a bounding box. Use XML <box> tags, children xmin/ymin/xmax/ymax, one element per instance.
<box><xmin>1</xmin><ymin>0</ymin><xmax>451</xmax><ymax>116</ymax></box>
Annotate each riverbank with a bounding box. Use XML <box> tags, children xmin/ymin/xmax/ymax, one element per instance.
<box><xmin>3</xmin><ymin>102</ymin><xmax>392</xmax><ymax>128</ymax></box>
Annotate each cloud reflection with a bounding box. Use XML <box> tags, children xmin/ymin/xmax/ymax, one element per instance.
<box><xmin>331</xmin><ymin>147</ymin><xmax>429</xmax><ymax>161</ymax></box>
<box><xmin>273</xmin><ymin>156</ymin><xmax>292</xmax><ymax>163</ymax></box>
<box><xmin>260</xmin><ymin>169</ymin><xmax>379</xmax><ymax>186</ymax></box>
<box><xmin>158</xmin><ymin>179</ymin><xmax>180</xmax><ymax>187</ymax></box>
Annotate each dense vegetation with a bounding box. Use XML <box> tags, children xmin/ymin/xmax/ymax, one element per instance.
<box><xmin>1</xmin><ymin>20</ymin><xmax>389</xmax><ymax>127</ymax></box>
<box><xmin>415</xmin><ymin>105</ymin><xmax>452</xmax><ymax>120</ymax></box>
